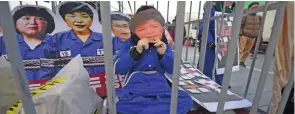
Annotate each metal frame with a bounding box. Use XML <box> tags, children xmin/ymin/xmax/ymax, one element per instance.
<box><xmin>184</xmin><ymin>1</ymin><xmax>192</xmax><ymax>61</ymax></box>
<box><xmin>0</xmin><ymin>1</ymin><xmax>292</xmax><ymax>114</ymax></box>
<box><xmin>250</xmin><ymin>2</ymin><xmax>287</xmax><ymax>114</ymax></box>
<box><xmin>244</xmin><ymin>1</ymin><xmax>270</xmax><ymax>98</ymax></box>
<box><xmin>170</xmin><ymin>2</ymin><xmax>186</xmax><ymax>114</ymax></box>
<box><xmin>192</xmin><ymin>1</ymin><xmax>202</xmax><ymax>65</ymax></box>
<box><xmin>100</xmin><ymin>1</ymin><xmax>117</xmax><ymax>114</ymax></box>
<box><xmin>0</xmin><ymin>1</ymin><xmax>37</xmax><ymax>114</ymax></box>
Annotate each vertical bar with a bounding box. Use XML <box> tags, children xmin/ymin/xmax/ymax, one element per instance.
<box><xmin>166</xmin><ymin>1</ymin><xmax>169</xmax><ymax>28</ymax></box>
<box><xmin>277</xmin><ymin>65</ymin><xmax>294</xmax><ymax>114</ymax></box>
<box><xmin>184</xmin><ymin>1</ymin><xmax>192</xmax><ymax>61</ymax></box>
<box><xmin>156</xmin><ymin>1</ymin><xmax>159</xmax><ymax>10</ymax></box>
<box><xmin>170</xmin><ymin>2</ymin><xmax>186</xmax><ymax>114</ymax></box>
<box><xmin>198</xmin><ymin>1</ymin><xmax>212</xmax><ymax>72</ymax></box>
<box><xmin>118</xmin><ymin>1</ymin><xmax>121</xmax><ymax>13</ymax></box>
<box><xmin>100</xmin><ymin>1</ymin><xmax>117</xmax><ymax>114</ymax></box>
<box><xmin>0</xmin><ymin>1</ymin><xmax>37</xmax><ymax>114</ymax></box>
<box><xmin>212</xmin><ymin>1</ymin><xmax>226</xmax><ymax>82</ymax></box>
<box><xmin>128</xmin><ymin>1</ymin><xmax>133</xmax><ymax>14</ymax></box>
<box><xmin>134</xmin><ymin>1</ymin><xmax>136</xmax><ymax>14</ymax></box>
<box><xmin>35</xmin><ymin>1</ymin><xmax>38</xmax><ymax>5</ymax></box>
<box><xmin>193</xmin><ymin>1</ymin><xmax>202</xmax><ymax>65</ymax></box>
<box><xmin>51</xmin><ymin>1</ymin><xmax>56</xmax><ymax>14</ymax></box>
<box><xmin>146</xmin><ymin>1</ymin><xmax>147</xmax><ymax>5</ymax></box>
<box><xmin>250</xmin><ymin>2</ymin><xmax>287</xmax><ymax>114</ymax></box>
<box><xmin>121</xmin><ymin>1</ymin><xmax>124</xmax><ymax>13</ymax></box>
<box><xmin>19</xmin><ymin>1</ymin><xmax>23</xmax><ymax>5</ymax></box>
<box><xmin>95</xmin><ymin>2</ymin><xmax>98</xmax><ymax>12</ymax></box>
<box><xmin>216</xmin><ymin>2</ymin><xmax>244</xmax><ymax>114</ymax></box>
<box><xmin>244</xmin><ymin>2</ymin><xmax>269</xmax><ymax>98</ymax></box>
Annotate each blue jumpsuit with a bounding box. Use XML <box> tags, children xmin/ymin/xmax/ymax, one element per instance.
<box><xmin>43</xmin><ymin>30</ymin><xmax>112</xmax><ymax>75</ymax></box>
<box><xmin>115</xmin><ymin>39</ymin><xmax>193</xmax><ymax>114</ymax></box>
<box><xmin>198</xmin><ymin>8</ymin><xmax>224</xmax><ymax>85</ymax></box>
<box><xmin>112</xmin><ymin>36</ymin><xmax>125</xmax><ymax>56</ymax></box>
<box><xmin>0</xmin><ymin>34</ymin><xmax>54</xmax><ymax>81</ymax></box>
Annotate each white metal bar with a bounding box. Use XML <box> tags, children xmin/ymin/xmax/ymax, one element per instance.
<box><xmin>277</xmin><ymin>65</ymin><xmax>294</xmax><ymax>114</ymax></box>
<box><xmin>199</xmin><ymin>1</ymin><xmax>212</xmax><ymax>72</ymax></box>
<box><xmin>250</xmin><ymin>2</ymin><xmax>287</xmax><ymax>114</ymax></box>
<box><xmin>100</xmin><ymin>1</ymin><xmax>117</xmax><ymax>114</ymax></box>
<box><xmin>244</xmin><ymin>1</ymin><xmax>270</xmax><ymax>98</ymax></box>
<box><xmin>133</xmin><ymin>1</ymin><xmax>136</xmax><ymax>14</ymax></box>
<box><xmin>0</xmin><ymin>1</ymin><xmax>37</xmax><ymax>114</ymax></box>
<box><xmin>192</xmin><ymin>1</ymin><xmax>202</xmax><ymax>65</ymax></box>
<box><xmin>184</xmin><ymin>1</ymin><xmax>192</xmax><ymax>61</ymax></box>
<box><xmin>169</xmin><ymin>1</ymin><xmax>186</xmax><ymax>114</ymax></box>
<box><xmin>156</xmin><ymin>1</ymin><xmax>158</xmax><ymax>10</ymax></box>
<box><xmin>212</xmin><ymin>1</ymin><xmax>226</xmax><ymax>82</ymax></box>
<box><xmin>51</xmin><ymin>1</ymin><xmax>56</xmax><ymax>14</ymax></box>
<box><xmin>216</xmin><ymin>2</ymin><xmax>245</xmax><ymax>114</ymax></box>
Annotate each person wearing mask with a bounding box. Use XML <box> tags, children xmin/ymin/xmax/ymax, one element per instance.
<box><xmin>114</xmin><ymin>7</ymin><xmax>193</xmax><ymax>114</ymax></box>
<box><xmin>239</xmin><ymin>2</ymin><xmax>261</xmax><ymax>67</ymax></box>
<box><xmin>198</xmin><ymin>1</ymin><xmax>235</xmax><ymax>85</ymax></box>
<box><xmin>0</xmin><ymin>6</ymin><xmax>55</xmax><ymax>81</ymax></box>
<box><xmin>111</xmin><ymin>12</ymin><xmax>131</xmax><ymax>55</ymax></box>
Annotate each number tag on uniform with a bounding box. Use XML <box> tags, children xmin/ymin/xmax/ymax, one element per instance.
<box><xmin>97</xmin><ymin>49</ymin><xmax>104</xmax><ymax>56</ymax></box>
<box><xmin>2</xmin><ymin>54</ymin><xmax>9</xmax><ymax>60</ymax></box>
<box><xmin>60</xmin><ymin>50</ymin><xmax>71</xmax><ymax>57</ymax></box>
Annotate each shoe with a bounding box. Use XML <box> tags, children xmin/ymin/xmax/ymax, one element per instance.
<box><xmin>240</xmin><ymin>62</ymin><xmax>246</xmax><ymax>67</ymax></box>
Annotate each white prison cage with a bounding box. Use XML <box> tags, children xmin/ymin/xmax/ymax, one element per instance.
<box><xmin>0</xmin><ymin>1</ymin><xmax>293</xmax><ymax>114</ymax></box>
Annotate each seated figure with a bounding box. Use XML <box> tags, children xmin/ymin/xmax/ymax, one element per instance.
<box><xmin>114</xmin><ymin>7</ymin><xmax>193</xmax><ymax>114</ymax></box>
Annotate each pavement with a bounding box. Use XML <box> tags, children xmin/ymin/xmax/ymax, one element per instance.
<box><xmin>181</xmin><ymin>46</ymin><xmax>274</xmax><ymax>113</ymax></box>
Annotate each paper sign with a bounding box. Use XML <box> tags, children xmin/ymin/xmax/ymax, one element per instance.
<box><xmin>187</xmin><ymin>89</ymin><xmax>201</xmax><ymax>93</ymax></box>
<box><xmin>181</xmin><ymin>76</ymin><xmax>192</xmax><ymax>80</ymax></box>
<box><xmin>180</xmin><ymin>68</ymin><xmax>187</xmax><ymax>74</ymax></box>
<box><xmin>179</xmin><ymin>81</ymin><xmax>187</xmax><ymax>86</ymax></box>
<box><xmin>227</xmin><ymin>21</ymin><xmax>232</xmax><ymax>26</ymax></box>
<box><xmin>198</xmin><ymin>88</ymin><xmax>210</xmax><ymax>92</ymax></box>
<box><xmin>186</xmin><ymin>74</ymin><xmax>195</xmax><ymax>78</ymax></box>
<box><xmin>186</xmin><ymin>81</ymin><xmax>195</xmax><ymax>85</ymax></box>
<box><xmin>183</xmin><ymin>64</ymin><xmax>192</xmax><ymax>68</ymax></box>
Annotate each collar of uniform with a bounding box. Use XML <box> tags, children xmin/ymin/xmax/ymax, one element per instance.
<box><xmin>17</xmin><ymin>33</ymin><xmax>50</xmax><ymax>43</ymax></box>
<box><xmin>70</xmin><ymin>29</ymin><xmax>101</xmax><ymax>41</ymax></box>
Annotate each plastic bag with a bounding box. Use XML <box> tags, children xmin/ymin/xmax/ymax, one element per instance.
<box><xmin>0</xmin><ymin>58</ymin><xmax>20</xmax><ymax>114</ymax></box>
<box><xmin>6</xmin><ymin>55</ymin><xmax>103</xmax><ymax>114</ymax></box>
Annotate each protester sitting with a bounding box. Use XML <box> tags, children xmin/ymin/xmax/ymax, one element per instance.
<box><xmin>114</xmin><ymin>7</ymin><xmax>193</xmax><ymax>114</ymax></box>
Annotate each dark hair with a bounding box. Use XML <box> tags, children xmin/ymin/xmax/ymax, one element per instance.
<box><xmin>84</xmin><ymin>1</ymin><xmax>101</xmax><ymax>22</ymax></box>
<box><xmin>59</xmin><ymin>2</ymin><xmax>93</xmax><ymax>21</ymax></box>
<box><xmin>111</xmin><ymin>14</ymin><xmax>130</xmax><ymax>22</ymax></box>
<box><xmin>135</xmin><ymin>5</ymin><xmax>156</xmax><ymax>14</ymax></box>
<box><xmin>248</xmin><ymin>2</ymin><xmax>259</xmax><ymax>9</ymax></box>
<box><xmin>13</xmin><ymin>6</ymin><xmax>55</xmax><ymax>34</ymax></box>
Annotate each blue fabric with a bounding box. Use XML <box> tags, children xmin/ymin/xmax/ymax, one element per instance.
<box><xmin>112</xmin><ymin>36</ymin><xmax>125</xmax><ymax>56</ymax></box>
<box><xmin>0</xmin><ymin>34</ymin><xmax>54</xmax><ymax>81</ymax></box>
<box><xmin>115</xmin><ymin>39</ymin><xmax>193</xmax><ymax>114</ymax></box>
<box><xmin>198</xmin><ymin>8</ymin><xmax>224</xmax><ymax>85</ymax></box>
<box><xmin>44</xmin><ymin>30</ymin><xmax>111</xmax><ymax>75</ymax></box>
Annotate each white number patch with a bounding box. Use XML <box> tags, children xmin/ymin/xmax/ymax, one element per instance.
<box><xmin>97</xmin><ymin>49</ymin><xmax>104</xmax><ymax>56</ymax></box>
<box><xmin>59</xmin><ymin>50</ymin><xmax>71</xmax><ymax>57</ymax></box>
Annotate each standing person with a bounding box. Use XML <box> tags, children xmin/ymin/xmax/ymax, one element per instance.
<box><xmin>114</xmin><ymin>8</ymin><xmax>193</xmax><ymax>114</ymax></box>
<box><xmin>239</xmin><ymin>2</ymin><xmax>261</xmax><ymax>67</ymax></box>
<box><xmin>111</xmin><ymin>12</ymin><xmax>131</xmax><ymax>54</ymax></box>
<box><xmin>0</xmin><ymin>6</ymin><xmax>55</xmax><ymax>81</ymax></box>
<box><xmin>198</xmin><ymin>1</ymin><xmax>235</xmax><ymax>85</ymax></box>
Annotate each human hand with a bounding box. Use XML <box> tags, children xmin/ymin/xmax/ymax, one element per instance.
<box><xmin>136</xmin><ymin>38</ymin><xmax>149</xmax><ymax>53</ymax></box>
<box><xmin>152</xmin><ymin>39</ymin><xmax>167</xmax><ymax>55</ymax></box>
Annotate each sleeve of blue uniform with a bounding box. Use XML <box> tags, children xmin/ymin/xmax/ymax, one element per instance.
<box><xmin>160</xmin><ymin>46</ymin><xmax>174</xmax><ymax>74</ymax></box>
<box><xmin>114</xmin><ymin>42</ymin><xmax>136</xmax><ymax>75</ymax></box>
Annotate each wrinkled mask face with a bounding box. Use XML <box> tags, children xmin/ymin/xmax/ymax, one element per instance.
<box><xmin>16</xmin><ymin>15</ymin><xmax>47</xmax><ymax>37</ymax></box>
<box><xmin>134</xmin><ymin>19</ymin><xmax>164</xmax><ymax>43</ymax></box>
<box><xmin>112</xmin><ymin>20</ymin><xmax>131</xmax><ymax>40</ymax></box>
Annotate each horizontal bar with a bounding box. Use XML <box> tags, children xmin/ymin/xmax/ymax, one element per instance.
<box><xmin>166</xmin><ymin>1</ymin><xmax>283</xmax><ymax>27</ymax></box>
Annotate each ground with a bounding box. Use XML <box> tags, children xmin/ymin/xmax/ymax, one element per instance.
<box><xmin>181</xmin><ymin>46</ymin><xmax>274</xmax><ymax>113</ymax></box>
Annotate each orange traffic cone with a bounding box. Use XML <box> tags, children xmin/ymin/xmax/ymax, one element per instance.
<box><xmin>184</xmin><ymin>40</ymin><xmax>189</xmax><ymax>46</ymax></box>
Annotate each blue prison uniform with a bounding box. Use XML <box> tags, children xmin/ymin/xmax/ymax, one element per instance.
<box><xmin>115</xmin><ymin>38</ymin><xmax>193</xmax><ymax>114</ymax></box>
